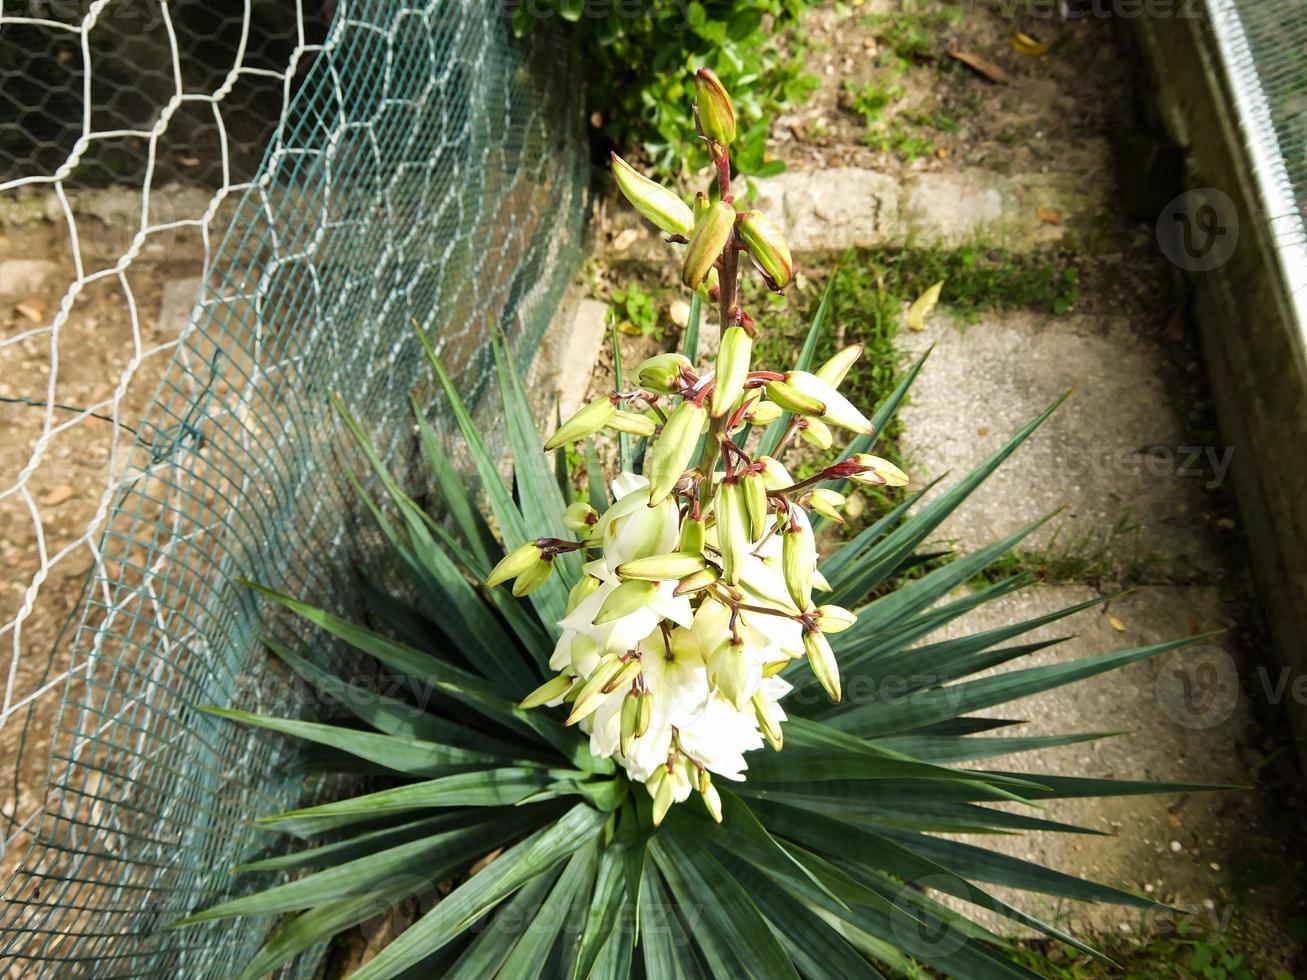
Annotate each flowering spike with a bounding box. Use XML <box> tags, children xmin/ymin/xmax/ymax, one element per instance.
<box><xmin>682</xmin><ymin>200</ymin><xmax>736</xmax><ymax>290</ymax></box>
<box><xmin>711</xmin><ymin>325</ymin><xmax>753</xmax><ymax>418</ymax></box>
<box><xmin>519</xmin><ymin>673</ymin><xmax>573</xmax><ymax>710</ymax></box>
<box><xmin>738</xmin><ymin>210</ymin><xmax>793</xmax><ymax>289</ymax></box>
<box><xmin>647</xmin><ymin>400</ymin><xmax>707</xmax><ymax>505</ymax></box>
<box><xmin>610</xmin><ymin>153</ymin><xmax>694</xmax><ymax>238</ymax></box>
<box><xmin>485</xmin><ymin>541</ymin><xmax>543</xmax><ymax>588</ymax></box>
<box><xmin>545</xmin><ymin>396</ymin><xmax>616</xmax><ymax>451</ymax></box>
<box><xmin>695</xmin><ymin>68</ymin><xmax>737</xmax><ymax>147</ymax></box>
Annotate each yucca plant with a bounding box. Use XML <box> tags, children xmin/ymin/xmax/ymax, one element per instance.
<box><xmin>179</xmin><ymin>70</ymin><xmax>1219</xmax><ymax>978</ymax></box>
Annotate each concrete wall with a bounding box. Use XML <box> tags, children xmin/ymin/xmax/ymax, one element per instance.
<box><xmin>1130</xmin><ymin>10</ymin><xmax>1307</xmax><ymax>764</ymax></box>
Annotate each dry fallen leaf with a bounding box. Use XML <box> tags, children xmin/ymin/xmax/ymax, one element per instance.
<box><xmin>1036</xmin><ymin>207</ymin><xmax>1062</xmax><ymax>225</ymax></box>
<box><xmin>935</xmin><ymin>147</ymin><xmax>948</xmax><ymax>159</ymax></box>
<box><xmin>611</xmin><ymin>228</ymin><xmax>640</xmax><ymax>252</ymax></box>
<box><xmin>44</xmin><ymin>484</ymin><xmax>74</xmax><ymax>506</ymax></box>
<box><xmin>16</xmin><ymin>299</ymin><xmax>45</xmax><ymax>323</ymax></box>
<box><xmin>1011</xmin><ymin>33</ymin><xmax>1050</xmax><ymax>56</ymax></box>
<box><xmin>616</xmin><ymin>320</ymin><xmax>642</xmax><ymax>336</ymax></box>
<box><xmin>947</xmin><ymin>49</ymin><xmax>1011</xmax><ymax>84</ymax></box>
<box><xmin>1108</xmin><ymin>614</ymin><xmax>1127</xmax><ymax>632</ymax></box>
<box><xmin>906</xmin><ymin>280</ymin><xmax>945</xmax><ymax>332</ymax></box>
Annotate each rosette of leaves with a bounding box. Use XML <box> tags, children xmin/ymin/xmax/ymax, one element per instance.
<box><xmin>177</xmin><ymin>304</ymin><xmax>1223</xmax><ymax>979</ymax></box>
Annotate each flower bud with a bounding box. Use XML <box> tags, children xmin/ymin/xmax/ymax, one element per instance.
<box><xmin>636</xmin><ymin>690</ymin><xmax>652</xmax><ymax>738</ymax></box>
<box><xmin>616</xmin><ymin>552</ymin><xmax>707</xmax><ymax>581</ymax></box>
<box><xmin>673</xmin><ymin>566</ymin><xmax>719</xmax><ymax>596</ymax></box>
<box><xmin>607</xmin><ymin>410</ymin><xmax>657</xmax><ymax>437</ymax></box>
<box><xmin>620</xmin><ymin>691</ymin><xmax>640</xmax><ymax>757</ymax></box>
<box><xmin>738</xmin><ymin>210</ymin><xmax>793</xmax><ymax>289</ymax></box>
<box><xmin>804</xmin><ymin>627</ymin><xmax>841</xmax><ymax>703</ymax></box>
<box><xmin>762</xmin><ymin>659</ymin><xmax>790</xmax><ymax>678</ymax></box>
<box><xmin>647</xmin><ymin>400</ymin><xmax>707</xmax><ymax>505</ymax></box>
<box><xmin>682</xmin><ymin>201</ymin><xmax>736</xmax><ymax>290</ymax></box>
<box><xmin>815</xmin><ymin>343</ymin><xmax>863</xmax><ymax>388</ymax></box>
<box><xmin>545</xmin><ymin>396</ymin><xmax>616</xmax><ymax>451</ymax></box>
<box><xmin>565</xmin><ymin>653</ymin><xmax>623</xmax><ymax>726</ymax></box>
<box><xmin>714</xmin><ymin>481</ymin><xmax>750</xmax><ymax>586</ymax></box>
<box><xmin>741</xmin><ymin>471</ymin><xmax>768</xmax><ymax>540</ymax></box>
<box><xmin>700</xmin><ymin>781</ymin><xmax>723</xmax><ymax>823</ymax></box>
<box><xmin>512</xmin><ymin>557</ymin><xmax>554</xmax><ymax>597</ymax></box>
<box><xmin>678</xmin><ymin>516</ymin><xmax>706</xmax><ymax>555</ymax></box>
<box><xmin>848</xmin><ymin>453</ymin><xmax>910</xmax><ymax>487</ymax></box>
<box><xmin>592</xmin><ymin>579</ymin><xmax>659</xmax><ymax>625</ymax></box>
<box><xmin>651</xmin><ymin>767</ymin><xmax>676</xmax><ymax>827</ymax></box>
<box><xmin>610</xmin><ymin>153</ymin><xmax>694</xmax><ymax>238</ymax></box>
<box><xmin>563</xmin><ymin>501</ymin><xmax>599</xmax><ymax>534</ymax></box>
<box><xmin>782</xmin><ymin>516</ymin><xmax>815</xmax><ymax>610</ymax></box>
<box><xmin>753</xmin><ymin>692</ymin><xmax>784</xmax><ymax>750</ymax></box>
<box><xmin>817</xmin><ymin>604</ymin><xmax>857</xmax><ymax>633</ymax></box>
<box><xmin>783</xmin><ymin>371</ymin><xmax>873</xmax><ymax>435</ymax></box>
<box><xmin>745</xmin><ymin>399</ymin><xmax>783</xmax><ymax>426</ymax></box>
<box><xmin>519</xmin><ymin>673</ymin><xmax>573</xmax><ymax>710</ymax></box>
<box><xmin>636</xmin><ymin>352</ymin><xmax>691</xmax><ymax>394</ymax></box>
<box><xmin>710</xmin><ymin>636</ymin><xmax>750</xmax><ymax>710</ymax></box>
<box><xmin>693</xmin><ymin>190</ymin><xmax>711</xmax><ymax>224</ymax></box>
<box><xmin>695</xmin><ymin>68</ymin><xmax>737</xmax><ymax>147</ymax></box>
<box><xmin>765</xmin><ymin>379</ymin><xmax>825</xmax><ymax>416</ymax></box>
<box><xmin>711</xmin><ymin>325</ymin><xmax>753</xmax><ymax>418</ymax></box>
<box><xmin>812</xmin><ymin>568</ymin><xmax>832</xmax><ymax>593</ymax></box>
<box><xmin>485</xmin><ymin>541</ymin><xmax>543</xmax><ymax>588</ymax></box>
<box><xmin>566</xmin><ymin>574</ymin><xmax>602</xmax><ymax>614</ymax></box>
<box><xmin>755</xmin><ymin>455</ymin><xmax>794</xmax><ymax>491</ymax></box>
<box><xmin>798</xmin><ymin>417</ymin><xmax>833</xmax><ymax>450</ymax></box>
<box><xmin>807</xmin><ymin>488</ymin><xmax>846</xmax><ymax>523</ymax></box>
<box><xmin>602</xmin><ymin>657</ymin><xmax>642</xmax><ymax>694</ymax></box>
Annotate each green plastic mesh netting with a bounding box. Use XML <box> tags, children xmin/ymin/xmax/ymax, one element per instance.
<box><xmin>0</xmin><ymin>1</ymin><xmax>586</xmax><ymax>974</ymax></box>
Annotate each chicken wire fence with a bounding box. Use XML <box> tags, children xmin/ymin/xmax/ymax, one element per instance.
<box><xmin>0</xmin><ymin>0</ymin><xmax>587</xmax><ymax>974</ymax></box>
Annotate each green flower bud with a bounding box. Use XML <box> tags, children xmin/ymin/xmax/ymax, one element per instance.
<box><xmin>812</xmin><ymin>568</ymin><xmax>832</xmax><ymax>593</ymax></box>
<box><xmin>682</xmin><ymin>201</ymin><xmax>736</xmax><ymax>290</ymax></box>
<box><xmin>817</xmin><ymin>604</ymin><xmax>857</xmax><ymax>633</ymax></box>
<box><xmin>636</xmin><ymin>352</ymin><xmax>691</xmax><ymax>394</ymax></box>
<box><xmin>762</xmin><ymin>659</ymin><xmax>790</xmax><ymax>678</ymax></box>
<box><xmin>815</xmin><ymin>343</ymin><xmax>863</xmax><ymax>388</ymax></box>
<box><xmin>673</xmin><ymin>566</ymin><xmax>720</xmax><ymax>596</ymax></box>
<box><xmin>741</xmin><ymin>471</ymin><xmax>768</xmax><ymax>541</ymax></box>
<box><xmin>647</xmin><ymin>399</ymin><xmax>707</xmax><ymax>505</ymax></box>
<box><xmin>745</xmin><ymin>399</ymin><xmax>783</xmax><ymax>426</ymax></box>
<box><xmin>607</xmin><ymin>410</ymin><xmax>657</xmax><ymax>437</ymax></box>
<box><xmin>620</xmin><ymin>691</ymin><xmax>640</xmax><ymax>757</ymax></box>
<box><xmin>485</xmin><ymin>541</ymin><xmax>543</xmax><ymax>588</ymax></box>
<box><xmin>711</xmin><ymin>325</ymin><xmax>753</xmax><ymax>418</ymax></box>
<box><xmin>512</xmin><ymin>557</ymin><xmax>554</xmax><ymax>597</ymax></box>
<box><xmin>519</xmin><ymin>673</ymin><xmax>574</xmax><ymax>709</ymax></box>
<box><xmin>701</xmin><ymin>780</ymin><xmax>723</xmax><ymax>823</ymax></box>
<box><xmin>610</xmin><ymin>152</ymin><xmax>694</xmax><ymax>237</ymax></box>
<box><xmin>765</xmin><ymin>379</ymin><xmax>825</xmax><ymax>416</ymax></box>
<box><xmin>755</xmin><ymin>455</ymin><xmax>794</xmax><ymax>491</ymax></box>
<box><xmin>651</xmin><ymin>767</ymin><xmax>676</xmax><ymax>827</ymax></box>
<box><xmin>693</xmin><ymin>191</ymin><xmax>711</xmax><ymax>223</ymax></box>
<box><xmin>714</xmin><ymin>481</ymin><xmax>750</xmax><ymax>586</ymax></box>
<box><xmin>636</xmin><ymin>691</ymin><xmax>653</xmax><ymax>737</ymax></box>
<box><xmin>783</xmin><ymin>370</ymin><xmax>873</xmax><ymax>435</ymax></box>
<box><xmin>545</xmin><ymin>396</ymin><xmax>616</xmax><ymax>451</ymax></box>
<box><xmin>678</xmin><ymin>515</ymin><xmax>706</xmax><ymax>555</ymax></box>
<box><xmin>737</xmin><ymin>210</ymin><xmax>793</xmax><ymax>289</ymax></box>
<box><xmin>565</xmin><ymin>653</ymin><xmax>623</xmax><ymax>726</ymax></box>
<box><xmin>592</xmin><ymin>579</ymin><xmax>659</xmax><ymax>625</ymax></box>
<box><xmin>798</xmin><ymin>417</ymin><xmax>833</xmax><ymax>451</ymax></box>
<box><xmin>804</xmin><ymin>627</ymin><xmax>841</xmax><ymax>703</ymax></box>
<box><xmin>782</xmin><ymin>517</ymin><xmax>814</xmax><ymax>610</ymax></box>
<box><xmin>563</xmin><ymin>500</ymin><xmax>599</xmax><ymax>534</ymax></box>
<box><xmin>848</xmin><ymin>453</ymin><xmax>910</xmax><ymax>487</ymax></box>
<box><xmin>616</xmin><ymin>552</ymin><xmax>707</xmax><ymax>581</ymax></box>
<box><xmin>566</xmin><ymin>574</ymin><xmax>602</xmax><ymax>614</ymax></box>
<box><xmin>807</xmin><ymin>488</ymin><xmax>846</xmax><ymax>523</ymax></box>
<box><xmin>602</xmin><ymin>657</ymin><xmax>642</xmax><ymax>694</ymax></box>
<box><xmin>711</xmin><ymin>636</ymin><xmax>750</xmax><ymax>710</ymax></box>
<box><xmin>753</xmin><ymin>691</ymin><xmax>784</xmax><ymax>750</ymax></box>
<box><xmin>695</xmin><ymin>67</ymin><xmax>737</xmax><ymax>146</ymax></box>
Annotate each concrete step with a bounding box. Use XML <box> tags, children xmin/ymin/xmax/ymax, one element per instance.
<box><xmin>896</xmin><ymin>310</ymin><xmax>1227</xmax><ymax>583</ymax></box>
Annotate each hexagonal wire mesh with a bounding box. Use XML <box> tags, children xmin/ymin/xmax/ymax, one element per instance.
<box><xmin>0</xmin><ymin>0</ymin><xmax>587</xmax><ymax>974</ymax></box>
